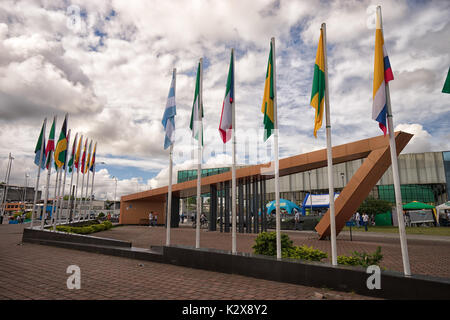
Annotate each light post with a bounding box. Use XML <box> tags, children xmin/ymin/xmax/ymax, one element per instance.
<box><xmin>340</xmin><ymin>172</ymin><xmax>345</xmax><ymax>189</ymax></box>
<box><xmin>112</xmin><ymin>176</ymin><xmax>118</xmax><ymax>214</ymax></box>
<box><xmin>24</xmin><ymin>173</ymin><xmax>29</xmax><ymax>212</ymax></box>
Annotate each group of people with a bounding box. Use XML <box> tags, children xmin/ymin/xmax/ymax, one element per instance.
<box><xmin>353</xmin><ymin>212</ymin><xmax>373</xmax><ymax>231</ymax></box>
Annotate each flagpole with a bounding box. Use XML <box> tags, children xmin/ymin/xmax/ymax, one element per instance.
<box><xmin>59</xmin><ymin>129</ymin><xmax>70</xmax><ymax>224</ymax></box>
<box><xmin>271</xmin><ymin>37</ymin><xmax>281</xmax><ymax>260</ymax></box>
<box><xmin>51</xmin><ymin>167</ymin><xmax>61</xmax><ymax>231</ymax></box>
<box><xmin>166</xmin><ymin>68</ymin><xmax>176</xmax><ymax>247</ymax></box>
<box><xmin>84</xmin><ymin>152</ymin><xmax>91</xmax><ymax>220</ymax></box>
<box><xmin>89</xmin><ymin>142</ymin><xmax>97</xmax><ymax>219</ymax></box>
<box><xmin>78</xmin><ymin>143</ymin><xmax>86</xmax><ymax>221</ymax></box>
<box><xmin>196</xmin><ymin>59</ymin><xmax>203</xmax><ymax>249</ymax></box>
<box><xmin>322</xmin><ymin>23</ymin><xmax>338</xmax><ymax>266</ymax></box>
<box><xmin>67</xmin><ymin>133</ymin><xmax>77</xmax><ymax>223</ymax></box>
<box><xmin>231</xmin><ymin>49</ymin><xmax>237</xmax><ymax>254</ymax></box>
<box><xmin>75</xmin><ymin>135</ymin><xmax>82</xmax><ymax>221</ymax></box>
<box><xmin>31</xmin><ymin>118</ymin><xmax>46</xmax><ymax>229</ymax></box>
<box><xmin>378</xmin><ymin>6</ymin><xmax>411</xmax><ymax>276</ymax></box>
<box><xmin>41</xmin><ymin>154</ymin><xmax>52</xmax><ymax>230</ymax></box>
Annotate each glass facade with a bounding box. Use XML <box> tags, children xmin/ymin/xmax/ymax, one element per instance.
<box><xmin>177</xmin><ymin>167</ymin><xmax>230</xmax><ymax>184</ymax></box>
<box><xmin>378</xmin><ymin>184</ymin><xmax>436</xmax><ymax>204</ymax></box>
<box><xmin>443</xmin><ymin>151</ymin><xmax>450</xmax><ymax>200</ymax></box>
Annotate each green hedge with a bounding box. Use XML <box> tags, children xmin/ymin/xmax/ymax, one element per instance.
<box><xmin>253</xmin><ymin>232</ymin><xmax>328</xmax><ymax>262</ymax></box>
<box><xmin>338</xmin><ymin>246</ymin><xmax>383</xmax><ymax>267</ymax></box>
<box><xmin>56</xmin><ymin>221</ymin><xmax>113</xmax><ymax>235</ymax></box>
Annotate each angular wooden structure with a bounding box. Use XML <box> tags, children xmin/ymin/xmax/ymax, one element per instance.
<box><xmin>120</xmin><ymin>132</ymin><xmax>413</xmax><ymax>239</ymax></box>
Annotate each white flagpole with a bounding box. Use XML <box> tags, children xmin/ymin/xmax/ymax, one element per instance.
<box><xmin>271</xmin><ymin>37</ymin><xmax>281</xmax><ymax>260</ymax></box>
<box><xmin>196</xmin><ymin>58</ymin><xmax>203</xmax><ymax>249</ymax></box>
<box><xmin>231</xmin><ymin>49</ymin><xmax>237</xmax><ymax>254</ymax></box>
<box><xmin>166</xmin><ymin>68</ymin><xmax>176</xmax><ymax>246</ymax></box>
<box><xmin>378</xmin><ymin>6</ymin><xmax>411</xmax><ymax>276</ymax></box>
<box><xmin>322</xmin><ymin>23</ymin><xmax>338</xmax><ymax>266</ymax></box>
<box><xmin>84</xmin><ymin>148</ymin><xmax>91</xmax><ymax>220</ymax></box>
<box><xmin>89</xmin><ymin>142</ymin><xmax>97</xmax><ymax>219</ymax></box>
<box><xmin>67</xmin><ymin>133</ymin><xmax>77</xmax><ymax>223</ymax></box>
<box><xmin>75</xmin><ymin>135</ymin><xmax>82</xmax><ymax>221</ymax></box>
<box><xmin>41</xmin><ymin>154</ymin><xmax>53</xmax><ymax>230</ymax></box>
<box><xmin>31</xmin><ymin>118</ymin><xmax>46</xmax><ymax>229</ymax></box>
<box><xmin>78</xmin><ymin>143</ymin><xmax>86</xmax><ymax>221</ymax></box>
<box><xmin>51</xmin><ymin>167</ymin><xmax>61</xmax><ymax>231</ymax></box>
<box><xmin>59</xmin><ymin>129</ymin><xmax>71</xmax><ymax>225</ymax></box>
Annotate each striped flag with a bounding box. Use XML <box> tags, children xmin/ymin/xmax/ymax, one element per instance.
<box><xmin>189</xmin><ymin>62</ymin><xmax>203</xmax><ymax>144</ymax></box>
<box><xmin>45</xmin><ymin>117</ymin><xmax>56</xmax><ymax>169</ymax></box>
<box><xmin>68</xmin><ymin>133</ymin><xmax>78</xmax><ymax>173</ymax></box>
<box><xmin>310</xmin><ymin>28</ymin><xmax>325</xmax><ymax>138</ymax></box>
<box><xmin>443</xmin><ymin>67</ymin><xmax>450</xmax><ymax>94</ymax></box>
<box><xmin>34</xmin><ymin>120</ymin><xmax>46</xmax><ymax>169</ymax></box>
<box><xmin>54</xmin><ymin>115</ymin><xmax>68</xmax><ymax>169</ymax></box>
<box><xmin>261</xmin><ymin>42</ymin><xmax>274</xmax><ymax>141</ymax></box>
<box><xmin>74</xmin><ymin>135</ymin><xmax>82</xmax><ymax>171</ymax></box>
<box><xmin>372</xmin><ymin>14</ymin><xmax>394</xmax><ymax>136</ymax></box>
<box><xmin>219</xmin><ymin>50</ymin><xmax>234</xmax><ymax>143</ymax></box>
<box><xmin>85</xmin><ymin>140</ymin><xmax>92</xmax><ymax>174</ymax></box>
<box><xmin>162</xmin><ymin>70</ymin><xmax>176</xmax><ymax>149</ymax></box>
<box><xmin>90</xmin><ymin>142</ymin><xmax>97</xmax><ymax>172</ymax></box>
<box><xmin>80</xmin><ymin>138</ymin><xmax>87</xmax><ymax>174</ymax></box>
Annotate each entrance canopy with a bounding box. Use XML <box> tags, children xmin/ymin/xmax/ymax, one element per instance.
<box><xmin>266</xmin><ymin>199</ymin><xmax>301</xmax><ymax>215</ymax></box>
<box><xmin>301</xmin><ymin>193</ymin><xmax>339</xmax><ymax>215</ymax></box>
<box><xmin>403</xmin><ymin>201</ymin><xmax>435</xmax><ymax>210</ymax></box>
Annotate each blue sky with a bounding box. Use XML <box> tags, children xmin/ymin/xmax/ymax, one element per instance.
<box><xmin>0</xmin><ymin>0</ymin><xmax>449</xmax><ymax>200</ymax></box>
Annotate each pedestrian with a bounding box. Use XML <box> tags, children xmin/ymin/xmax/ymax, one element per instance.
<box><xmin>363</xmin><ymin>213</ymin><xmax>369</xmax><ymax>231</ymax></box>
<box><xmin>149</xmin><ymin>211</ymin><xmax>153</xmax><ymax>227</ymax></box>
<box><xmin>294</xmin><ymin>209</ymin><xmax>300</xmax><ymax>230</ymax></box>
<box><xmin>152</xmin><ymin>214</ymin><xmax>157</xmax><ymax>226</ymax></box>
<box><xmin>355</xmin><ymin>211</ymin><xmax>360</xmax><ymax>228</ymax></box>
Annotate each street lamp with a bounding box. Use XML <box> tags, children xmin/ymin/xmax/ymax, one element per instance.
<box><xmin>112</xmin><ymin>176</ymin><xmax>118</xmax><ymax>213</ymax></box>
<box><xmin>340</xmin><ymin>172</ymin><xmax>345</xmax><ymax>189</ymax></box>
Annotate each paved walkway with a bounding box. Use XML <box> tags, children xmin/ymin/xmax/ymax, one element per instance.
<box><xmin>0</xmin><ymin>223</ymin><xmax>373</xmax><ymax>300</ymax></box>
<box><xmin>96</xmin><ymin>225</ymin><xmax>450</xmax><ymax>279</ymax></box>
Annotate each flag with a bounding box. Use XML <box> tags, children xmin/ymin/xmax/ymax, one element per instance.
<box><xmin>85</xmin><ymin>140</ymin><xmax>92</xmax><ymax>174</ymax></box>
<box><xmin>261</xmin><ymin>42</ymin><xmax>274</xmax><ymax>141</ymax></box>
<box><xmin>372</xmin><ymin>15</ymin><xmax>394</xmax><ymax>136</ymax></box>
<box><xmin>310</xmin><ymin>29</ymin><xmax>325</xmax><ymax>138</ymax></box>
<box><xmin>74</xmin><ymin>135</ymin><xmax>82</xmax><ymax>170</ymax></box>
<box><xmin>68</xmin><ymin>133</ymin><xmax>78</xmax><ymax>173</ymax></box>
<box><xmin>219</xmin><ymin>50</ymin><xmax>234</xmax><ymax>143</ymax></box>
<box><xmin>443</xmin><ymin>67</ymin><xmax>450</xmax><ymax>94</ymax></box>
<box><xmin>81</xmin><ymin>138</ymin><xmax>87</xmax><ymax>174</ymax></box>
<box><xmin>34</xmin><ymin>120</ymin><xmax>46</xmax><ymax>169</ymax></box>
<box><xmin>45</xmin><ymin>117</ymin><xmax>56</xmax><ymax>169</ymax></box>
<box><xmin>90</xmin><ymin>142</ymin><xmax>97</xmax><ymax>172</ymax></box>
<box><xmin>54</xmin><ymin>115</ymin><xmax>68</xmax><ymax>169</ymax></box>
<box><xmin>189</xmin><ymin>62</ymin><xmax>203</xmax><ymax>144</ymax></box>
<box><xmin>162</xmin><ymin>71</ymin><xmax>176</xmax><ymax>149</ymax></box>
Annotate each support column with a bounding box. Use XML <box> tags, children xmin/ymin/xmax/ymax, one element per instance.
<box><xmin>209</xmin><ymin>184</ymin><xmax>217</xmax><ymax>231</ymax></box>
<box><xmin>238</xmin><ymin>179</ymin><xmax>244</xmax><ymax>233</ymax></box>
<box><xmin>224</xmin><ymin>180</ymin><xmax>230</xmax><ymax>233</ymax></box>
<box><xmin>220</xmin><ymin>182</ymin><xmax>223</xmax><ymax>232</ymax></box>
<box><xmin>245</xmin><ymin>177</ymin><xmax>251</xmax><ymax>233</ymax></box>
<box><xmin>166</xmin><ymin>194</ymin><xmax>180</xmax><ymax>228</ymax></box>
<box><xmin>253</xmin><ymin>177</ymin><xmax>258</xmax><ymax>233</ymax></box>
<box><xmin>260</xmin><ymin>177</ymin><xmax>264</xmax><ymax>233</ymax></box>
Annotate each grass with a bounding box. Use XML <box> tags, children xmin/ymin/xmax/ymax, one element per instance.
<box><xmin>342</xmin><ymin>225</ymin><xmax>450</xmax><ymax>236</ymax></box>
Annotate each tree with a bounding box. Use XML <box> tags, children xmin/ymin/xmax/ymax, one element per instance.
<box><xmin>358</xmin><ymin>197</ymin><xmax>392</xmax><ymax>216</ymax></box>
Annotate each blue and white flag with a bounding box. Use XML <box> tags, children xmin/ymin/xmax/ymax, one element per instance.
<box><xmin>162</xmin><ymin>69</ymin><xmax>177</xmax><ymax>149</ymax></box>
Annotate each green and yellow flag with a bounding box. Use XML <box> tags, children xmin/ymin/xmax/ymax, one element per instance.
<box><xmin>54</xmin><ymin>115</ymin><xmax>68</xmax><ymax>168</ymax></box>
<box><xmin>310</xmin><ymin>28</ymin><xmax>325</xmax><ymax>138</ymax></box>
<box><xmin>261</xmin><ymin>42</ymin><xmax>274</xmax><ymax>141</ymax></box>
<box><xmin>443</xmin><ymin>67</ymin><xmax>450</xmax><ymax>94</ymax></box>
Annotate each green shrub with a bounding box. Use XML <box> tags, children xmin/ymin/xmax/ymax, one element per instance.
<box><xmin>338</xmin><ymin>246</ymin><xmax>383</xmax><ymax>267</ymax></box>
<box><xmin>26</xmin><ymin>212</ymin><xmax>32</xmax><ymax>220</ymax></box>
<box><xmin>56</xmin><ymin>226</ymin><xmax>73</xmax><ymax>233</ymax></box>
<box><xmin>98</xmin><ymin>212</ymin><xmax>105</xmax><ymax>218</ymax></box>
<box><xmin>253</xmin><ymin>232</ymin><xmax>327</xmax><ymax>262</ymax></box>
<box><xmin>102</xmin><ymin>221</ymin><xmax>113</xmax><ymax>230</ymax></box>
<box><xmin>253</xmin><ymin>232</ymin><xmax>293</xmax><ymax>256</ymax></box>
<box><xmin>287</xmin><ymin>245</ymin><xmax>328</xmax><ymax>261</ymax></box>
<box><xmin>91</xmin><ymin>224</ymin><xmax>106</xmax><ymax>232</ymax></box>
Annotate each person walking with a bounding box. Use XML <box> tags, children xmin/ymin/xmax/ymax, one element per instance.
<box><xmin>294</xmin><ymin>209</ymin><xmax>300</xmax><ymax>230</ymax></box>
<box><xmin>355</xmin><ymin>211</ymin><xmax>360</xmax><ymax>228</ymax></box>
<box><xmin>149</xmin><ymin>211</ymin><xmax>153</xmax><ymax>227</ymax></box>
<box><xmin>363</xmin><ymin>213</ymin><xmax>369</xmax><ymax>232</ymax></box>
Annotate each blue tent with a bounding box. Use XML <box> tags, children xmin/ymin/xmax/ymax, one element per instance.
<box><xmin>266</xmin><ymin>199</ymin><xmax>302</xmax><ymax>216</ymax></box>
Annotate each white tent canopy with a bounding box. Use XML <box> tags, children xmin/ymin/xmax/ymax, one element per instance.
<box><xmin>436</xmin><ymin>201</ymin><xmax>450</xmax><ymax>216</ymax></box>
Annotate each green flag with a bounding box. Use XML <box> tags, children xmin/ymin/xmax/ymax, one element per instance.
<box><xmin>189</xmin><ymin>62</ymin><xmax>203</xmax><ymax>144</ymax></box>
<box><xmin>443</xmin><ymin>67</ymin><xmax>450</xmax><ymax>94</ymax></box>
<box><xmin>54</xmin><ymin>115</ymin><xmax>68</xmax><ymax>169</ymax></box>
